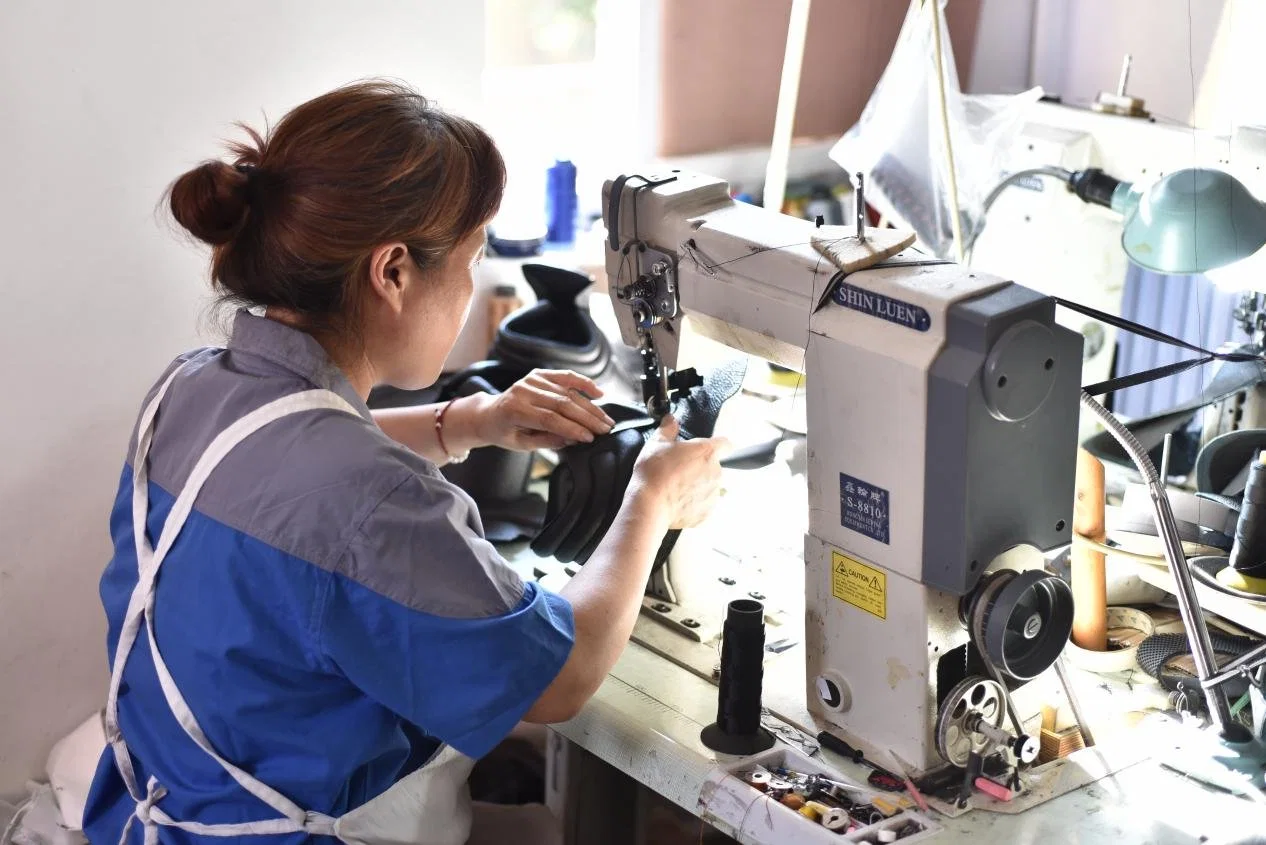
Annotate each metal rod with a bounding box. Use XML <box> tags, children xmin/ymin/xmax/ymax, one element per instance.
<box><xmin>854</xmin><ymin>172</ymin><xmax>867</xmax><ymax>242</ymax></box>
<box><xmin>1116</xmin><ymin>54</ymin><xmax>1133</xmax><ymax>97</ymax></box>
<box><xmin>1053</xmin><ymin>657</ymin><xmax>1097</xmax><ymax>747</ymax></box>
<box><xmin>1202</xmin><ymin>640</ymin><xmax>1266</xmax><ymax>690</ymax></box>
<box><xmin>1150</xmin><ymin>483</ymin><xmax>1230</xmax><ymax>726</ymax></box>
<box><xmin>1159</xmin><ymin>432</ymin><xmax>1173</xmax><ymax>483</ymax></box>
<box><xmin>971</xmin><ymin>717</ymin><xmax>1017</xmax><ymax>747</ymax></box>
<box><xmin>1079</xmin><ymin>391</ymin><xmax>1233</xmax><ymax>732</ymax></box>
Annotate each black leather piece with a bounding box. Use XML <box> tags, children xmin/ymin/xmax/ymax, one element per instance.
<box><xmin>532</xmin><ymin>450</ymin><xmax>592</xmax><ymax>560</ymax></box>
<box><xmin>532</xmin><ymin>358</ymin><xmax>749</xmax><ymax>568</ymax></box>
<box><xmin>437</xmin><ymin>370</ymin><xmax>546</xmax><ymax>543</ymax></box>
<box><xmin>574</xmin><ymin>428</ymin><xmax>653</xmax><ymax>564</ymax></box>
<box><xmin>555</xmin><ymin>449</ymin><xmax>618</xmax><ymax>562</ymax></box>
<box><xmin>532</xmin><ymin>423</ymin><xmax>636</xmax><ymax>562</ymax></box>
<box><xmin>675</xmin><ymin>358</ymin><xmax>748</xmax><ymax>439</ymax></box>
<box><xmin>1196</xmin><ymin>429</ymin><xmax>1266</xmax><ymax>497</ymax></box>
<box><xmin>492</xmin><ymin>264</ymin><xmax>611</xmax><ymax>380</ymax></box>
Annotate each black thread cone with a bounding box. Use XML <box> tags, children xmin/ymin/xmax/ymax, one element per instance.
<box><xmin>700</xmin><ymin>599</ymin><xmax>775</xmax><ymax>755</ymax></box>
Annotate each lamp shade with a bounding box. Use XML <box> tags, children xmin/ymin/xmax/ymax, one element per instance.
<box><xmin>1111</xmin><ymin>168</ymin><xmax>1266</xmax><ymax>275</ymax></box>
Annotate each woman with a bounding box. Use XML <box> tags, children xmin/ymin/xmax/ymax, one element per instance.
<box><xmin>83</xmin><ymin>80</ymin><xmax>726</xmax><ymax>845</ymax></box>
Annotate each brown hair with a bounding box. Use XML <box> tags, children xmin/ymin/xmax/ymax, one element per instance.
<box><xmin>168</xmin><ymin>80</ymin><xmax>505</xmax><ymax>329</ymax></box>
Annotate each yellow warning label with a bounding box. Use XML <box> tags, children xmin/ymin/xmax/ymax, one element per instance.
<box><xmin>831</xmin><ymin>551</ymin><xmax>886</xmax><ymax>620</ymax></box>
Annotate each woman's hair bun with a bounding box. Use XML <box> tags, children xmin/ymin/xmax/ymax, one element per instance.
<box><xmin>168</xmin><ymin>160</ymin><xmax>251</xmax><ymax>246</ymax></box>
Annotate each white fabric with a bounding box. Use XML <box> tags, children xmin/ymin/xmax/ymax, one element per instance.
<box><xmin>46</xmin><ymin>710</ymin><xmax>108</xmax><ymax>831</ymax></box>
<box><xmin>104</xmin><ymin>367</ymin><xmax>481</xmax><ymax>845</ymax></box>
<box><xmin>335</xmin><ymin>746</ymin><xmax>475</xmax><ymax>845</ymax></box>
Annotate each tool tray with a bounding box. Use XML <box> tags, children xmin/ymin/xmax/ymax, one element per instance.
<box><xmin>698</xmin><ymin>745</ymin><xmax>941</xmax><ymax>843</ymax></box>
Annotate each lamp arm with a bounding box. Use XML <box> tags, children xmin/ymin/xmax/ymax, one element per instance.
<box><xmin>1078</xmin><ymin>390</ymin><xmax>1236</xmax><ymax>734</ymax></box>
<box><xmin>965</xmin><ymin>166</ymin><xmax>1073</xmax><ymax>261</ymax></box>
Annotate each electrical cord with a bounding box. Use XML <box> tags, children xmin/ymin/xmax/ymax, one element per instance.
<box><xmin>964</xmin><ymin>166</ymin><xmax>1073</xmax><ymax>263</ymax></box>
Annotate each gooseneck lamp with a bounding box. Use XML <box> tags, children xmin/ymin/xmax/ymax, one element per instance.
<box><xmin>1068</xmin><ymin>167</ymin><xmax>1266</xmax><ymax>277</ymax></box>
<box><xmin>1066</xmin><ymin>164</ymin><xmax>1266</xmax><ymax>790</ymax></box>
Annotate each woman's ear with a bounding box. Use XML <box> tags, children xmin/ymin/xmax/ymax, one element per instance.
<box><xmin>367</xmin><ymin>243</ymin><xmax>414</xmax><ymax>313</ymax></box>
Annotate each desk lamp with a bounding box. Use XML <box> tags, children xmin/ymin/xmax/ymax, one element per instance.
<box><xmin>1067</xmin><ymin>165</ymin><xmax>1266</xmax><ymax>791</ymax></box>
<box><xmin>1068</xmin><ymin>166</ymin><xmax>1266</xmax><ymax>279</ymax></box>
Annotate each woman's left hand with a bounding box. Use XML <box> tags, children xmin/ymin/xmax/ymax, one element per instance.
<box><xmin>474</xmin><ymin>370</ymin><xmax>615</xmax><ymax>451</ymax></box>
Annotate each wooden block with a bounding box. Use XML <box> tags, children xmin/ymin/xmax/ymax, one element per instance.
<box><xmin>1072</xmin><ymin>448</ymin><xmax>1108</xmax><ymax>651</ymax></box>
<box><xmin>1038</xmin><ymin>726</ymin><xmax>1086</xmax><ymax>763</ymax></box>
<box><xmin>810</xmin><ymin>227</ymin><xmax>917</xmax><ymax>274</ymax></box>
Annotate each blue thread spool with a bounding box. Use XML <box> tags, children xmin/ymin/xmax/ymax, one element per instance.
<box><xmin>545</xmin><ymin>159</ymin><xmax>577</xmax><ymax>245</ymax></box>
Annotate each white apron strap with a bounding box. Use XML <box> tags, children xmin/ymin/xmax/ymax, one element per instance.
<box><xmin>104</xmin><ymin>359</ymin><xmax>193</xmax><ymax>805</ymax></box>
<box><xmin>106</xmin><ymin>369</ymin><xmax>358</xmax><ymax>843</ymax></box>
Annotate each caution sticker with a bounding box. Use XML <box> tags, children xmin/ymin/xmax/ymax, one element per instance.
<box><xmin>831</xmin><ymin>551</ymin><xmax>886</xmax><ymax>620</ymax></box>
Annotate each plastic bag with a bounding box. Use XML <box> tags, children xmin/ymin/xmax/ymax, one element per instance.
<box><xmin>830</xmin><ymin>0</ymin><xmax>1043</xmax><ymax>259</ymax></box>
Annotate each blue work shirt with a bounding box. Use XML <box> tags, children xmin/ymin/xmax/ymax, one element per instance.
<box><xmin>83</xmin><ymin>311</ymin><xmax>575</xmax><ymax>844</ymax></box>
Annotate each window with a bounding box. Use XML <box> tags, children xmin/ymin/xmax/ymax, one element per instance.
<box><xmin>486</xmin><ymin>0</ymin><xmax>596</xmax><ymax>67</ymax></box>
<box><xmin>482</xmin><ymin>0</ymin><xmax>655</xmax><ymax>229</ymax></box>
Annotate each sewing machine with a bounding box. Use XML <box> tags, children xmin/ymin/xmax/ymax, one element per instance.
<box><xmin>602</xmin><ymin>172</ymin><xmax>1083</xmax><ymax>777</ymax></box>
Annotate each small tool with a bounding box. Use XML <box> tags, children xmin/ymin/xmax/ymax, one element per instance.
<box><xmin>886</xmin><ymin>750</ymin><xmax>930</xmax><ymax>813</ymax></box>
<box><xmin>816</xmin><ymin>731</ymin><xmax>903</xmax><ymax>786</ymax></box>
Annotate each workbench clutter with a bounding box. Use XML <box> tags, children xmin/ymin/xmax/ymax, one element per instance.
<box><xmin>700</xmin><ymin>744</ymin><xmax>938</xmax><ymax>843</ymax></box>
<box><xmin>1068</xmin><ymin>423</ymin><xmax>1266</xmax><ymax>788</ymax></box>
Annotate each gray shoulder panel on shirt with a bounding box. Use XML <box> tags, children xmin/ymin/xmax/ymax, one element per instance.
<box><xmin>133</xmin><ymin>346</ymin><xmax>524</xmax><ymax>620</ymax></box>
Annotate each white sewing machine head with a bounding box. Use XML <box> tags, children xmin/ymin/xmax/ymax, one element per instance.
<box><xmin>603</xmin><ymin>171</ymin><xmax>1082</xmax><ymax>773</ymax></box>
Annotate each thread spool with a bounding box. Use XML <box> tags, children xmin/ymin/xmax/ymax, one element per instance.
<box><xmin>821</xmin><ymin>808</ymin><xmax>851</xmax><ymax>831</ymax></box>
<box><xmin>1229</xmin><ymin>452</ymin><xmax>1266</xmax><ymax>578</ymax></box>
<box><xmin>700</xmin><ymin>599</ymin><xmax>776</xmax><ymax>754</ymax></box>
<box><xmin>781</xmin><ymin>793</ymin><xmax>806</xmax><ymax>811</ymax></box>
<box><xmin>744</xmin><ymin>771</ymin><xmax>770</xmax><ymax>792</ymax></box>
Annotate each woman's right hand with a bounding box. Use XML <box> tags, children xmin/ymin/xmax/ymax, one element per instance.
<box><xmin>630</xmin><ymin>416</ymin><xmax>729</xmax><ymax>529</ymax></box>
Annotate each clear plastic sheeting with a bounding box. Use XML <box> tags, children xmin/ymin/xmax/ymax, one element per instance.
<box><xmin>830</xmin><ymin>0</ymin><xmax>1042</xmax><ymax>259</ymax></box>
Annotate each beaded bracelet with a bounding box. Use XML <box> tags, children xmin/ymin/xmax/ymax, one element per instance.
<box><xmin>435</xmin><ymin>399</ymin><xmax>469</xmax><ymax>464</ymax></box>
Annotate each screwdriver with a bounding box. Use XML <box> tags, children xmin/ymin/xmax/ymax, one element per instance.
<box><xmin>816</xmin><ymin>732</ymin><xmax>905</xmax><ymax>791</ymax></box>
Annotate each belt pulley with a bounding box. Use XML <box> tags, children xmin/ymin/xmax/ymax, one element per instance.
<box><xmin>962</xmin><ymin>569</ymin><xmax>1075</xmax><ymax>682</ymax></box>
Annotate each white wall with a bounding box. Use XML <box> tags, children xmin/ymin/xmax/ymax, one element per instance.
<box><xmin>967</xmin><ymin>0</ymin><xmax>1038</xmax><ymax>95</ymax></box>
<box><xmin>1029</xmin><ymin>0</ymin><xmax>1225</xmax><ymax>122</ymax></box>
<box><xmin>0</xmin><ymin>0</ymin><xmax>484</xmax><ymax>797</ymax></box>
